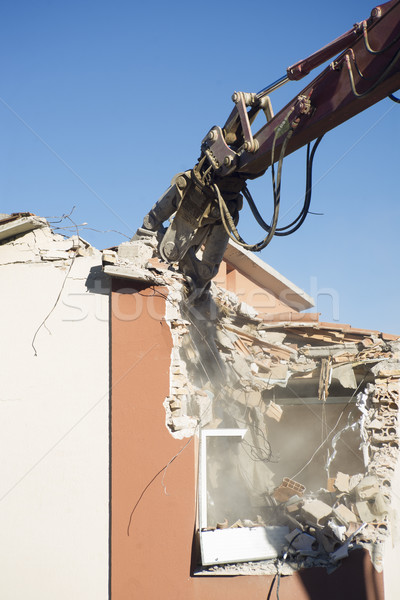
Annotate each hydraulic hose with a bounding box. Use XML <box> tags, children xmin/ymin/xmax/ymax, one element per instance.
<box><xmin>215</xmin><ymin>115</ymin><xmax>293</xmax><ymax>251</ymax></box>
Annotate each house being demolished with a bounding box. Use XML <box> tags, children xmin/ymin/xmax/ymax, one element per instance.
<box><xmin>105</xmin><ymin>230</ymin><xmax>400</xmax><ymax>583</ymax></box>
<box><xmin>1</xmin><ymin>213</ymin><xmax>400</xmax><ymax>599</ymax></box>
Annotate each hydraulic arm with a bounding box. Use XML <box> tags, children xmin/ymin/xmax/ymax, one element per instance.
<box><xmin>139</xmin><ymin>0</ymin><xmax>400</xmax><ymax>297</ymax></box>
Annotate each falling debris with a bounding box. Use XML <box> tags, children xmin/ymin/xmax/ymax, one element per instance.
<box><xmin>273</xmin><ymin>478</ymin><xmax>305</xmax><ymax>503</ymax></box>
<box><xmin>265</xmin><ymin>401</ymin><xmax>283</xmax><ymax>422</ymax></box>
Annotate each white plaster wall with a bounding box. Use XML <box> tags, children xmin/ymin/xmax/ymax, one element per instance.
<box><xmin>0</xmin><ymin>233</ymin><xmax>109</xmax><ymax>599</ymax></box>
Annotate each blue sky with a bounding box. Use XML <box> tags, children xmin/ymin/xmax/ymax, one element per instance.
<box><xmin>1</xmin><ymin>0</ymin><xmax>399</xmax><ymax>334</ymax></box>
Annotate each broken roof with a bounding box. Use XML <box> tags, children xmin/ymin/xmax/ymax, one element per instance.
<box><xmin>0</xmin><ymin>212</ymin><xmax>47</xmax><ymax>241</ymax></box>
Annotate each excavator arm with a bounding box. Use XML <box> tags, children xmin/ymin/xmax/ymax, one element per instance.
<box><xmin>139</xmin><ymin>0</ymin><xmax>400</xmax><ymax>297</ymax></box>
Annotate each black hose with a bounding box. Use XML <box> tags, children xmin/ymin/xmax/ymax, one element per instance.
<box><xmin>347</xmin><ymin>47</ymin><xmax>400</xmax><ymax>98</ymax></box>
<box><xmin>215</xmin><ymin>113</ymin><xmax>294</xmax><ymax>251</ymax></box>
<box><xmin>389</xmin><ymin>92</ymin><xmax>400</xmax><ymax>103</ymax></box>
<box><xmin>362</xmin><ymin>20</ymin><xmax>400</xmax><ymax>56</ymax></box>
<box><xmin>243</xmin><ymin>135</ymin><xmax>324</xmax><ymax>237</ymax></box>
<box><xmin>275</xmin><ymin>134</ymin><xmax>324</xmax><ymax>236</ymax></box>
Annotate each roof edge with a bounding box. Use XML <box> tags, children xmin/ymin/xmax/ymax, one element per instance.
<box><xmin>0</xmin><ymin>215</ymin><xmax>48</xmax><ymax>241</ymax></box>
<box><xmin>223</xmin><ymin>240</ymin><xmax>315</xmax><ymax>312</ymax></box>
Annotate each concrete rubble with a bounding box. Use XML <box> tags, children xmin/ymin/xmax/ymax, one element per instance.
<box><xmin>103</xmin><ymin>235</ymin><xmax>400</xmax><ymax>575</ymax></box>
<box><xmin>0</xmin><ymin>213</ymin><xmax>97</xmax><ymax>265</ymax></box>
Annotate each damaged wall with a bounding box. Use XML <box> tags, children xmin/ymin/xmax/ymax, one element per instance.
<box><xmin>0</xmin><ymin>216</ymin><xmax>109</xmax><ymax>600</ymax></box>
<box><xmin>109</xmin><ymin>279</ymin><xmax>387</xmax><ymax>599</ymax></box>
<box><xmin>107</xmin><ymin>236</ymin><xmax>399</xmax><ymax>600</ymax></box>
<box><xmin>163</xmin><ymin>269</ymin><xmax>400</xmax><ymax>579</ymax></box>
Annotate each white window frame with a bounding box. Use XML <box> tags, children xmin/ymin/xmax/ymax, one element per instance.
<box><xmin>198</xmin><ymin>428</ymin><xmax>288</xmax><ymax>566</ymax></box>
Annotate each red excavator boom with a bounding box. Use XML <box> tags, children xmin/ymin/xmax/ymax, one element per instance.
<box><xmin>139</xmin><ymin>0</ymin><xmax>400</xmax><ymax>297</ymax></box>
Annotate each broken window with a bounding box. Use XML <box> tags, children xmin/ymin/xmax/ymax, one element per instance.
<box><xmin>196</xmin><ymin>376</ymin><xmax>367</xmax><ymax>568</ymax></box>
<box><xmin>199</xmin><ymin>429</ymin><xmax>289</xmax><ymax>565</ymax></box>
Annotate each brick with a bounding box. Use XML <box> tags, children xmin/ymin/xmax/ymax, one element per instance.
<box><xmin>301</xmin><ymin>499</ymin><xmax>332</xmax><ymax>525</ymax></box>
